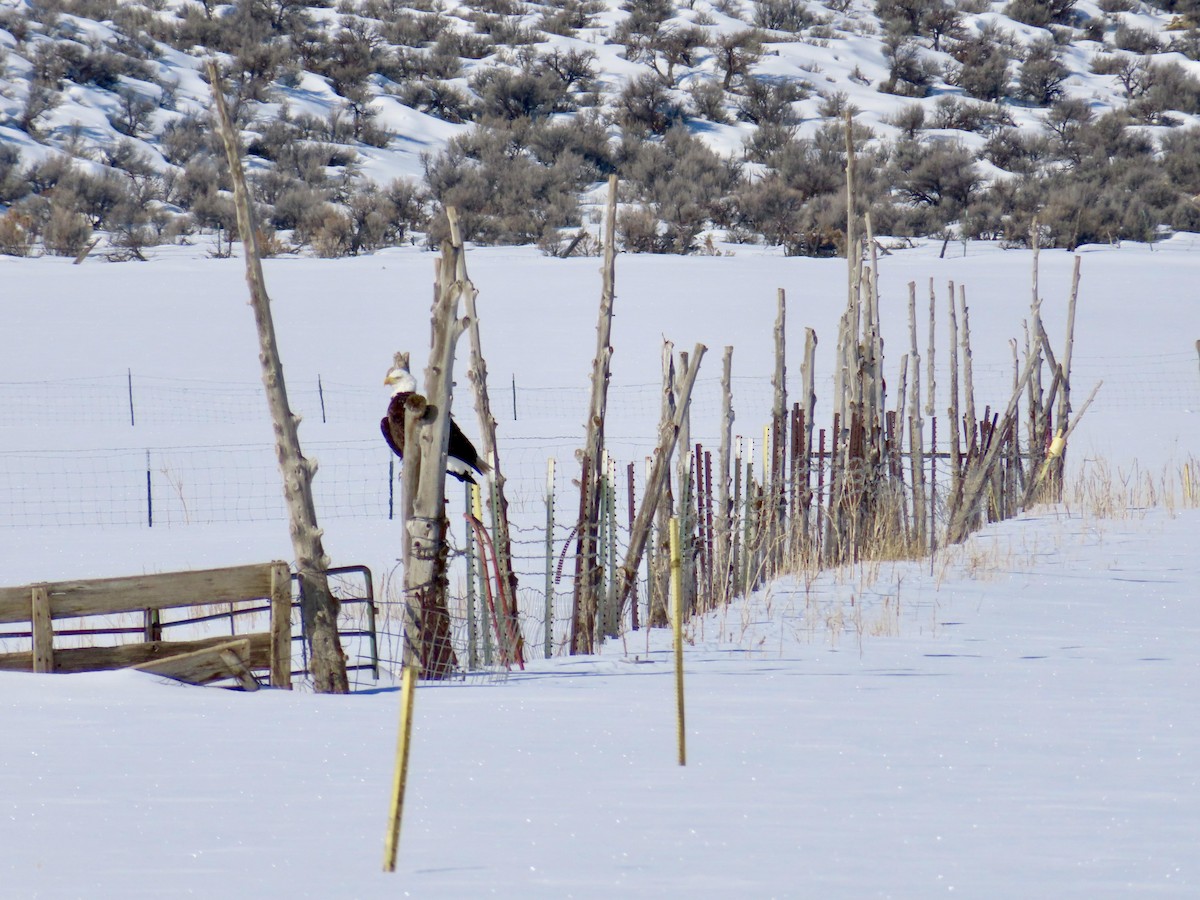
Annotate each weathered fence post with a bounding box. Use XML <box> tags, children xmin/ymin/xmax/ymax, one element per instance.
<box><xmin>544</xmin><ymin>458</ymin><xmax>556</xmax><ymax>658</ymax></box>
<box><xmin>715</xmin><ymin>346</ymin><xmax>734</xmax><ymax>607</ymax></box>
<box><xmin>907</xmin><ymin>282</ymin><xmax>927</xmax><ymax>554</ymax></box>
<box><xmin>670</xmin><ymin>516</ymin><xmax>686</xmax><ymax>768</ymax></box>
<box><xmin>769</xmin><ymin>290</ymin><xmax>787</xmax><ymax>577</ymax></box>
<box><xmin>1050</xmin><ymin>255</ymin><xmax>1082</xmax><ymax>499</ymax></box>
<box><xmin>208</xmin><ymin>60</ymin><xmax>346</xmax><ymax>694</ymax></box>
<box><xmin>946</xmin><ymin>281</ymin><xmax>963</xmax><ymax>520</ymax></box>
<box><xmin>612</xmin><ymin>345</ymin><xmax>707</xmax><ymax>622</ymax></box>
<box><xmin>571</xmin><ymin>174</ymin><xmax>619</xmax><ymax>655</ymax></box>
<box><xmin>400</xmin><ymin>225</ymin><xmax>471</xmax><ymax>679</ymax></box>
<box><xmin>450</xmin><ymin>207</ymin><xmax>524</xmax><ymax>668</ymax></box>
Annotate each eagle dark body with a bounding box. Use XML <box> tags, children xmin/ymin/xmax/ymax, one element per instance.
<box><xmin>381</xmin><ymin>391</ymin><xmax>490</xmax><ymax>484</ymax></box>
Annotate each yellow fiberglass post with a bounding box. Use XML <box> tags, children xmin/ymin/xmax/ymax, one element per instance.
<box><xmin>383</xmin><ymin>661</ymin><xmax>417</xmax><ymax>872</ymax></box>
<box><xmin>670</xmin><ymin>516</ymin><xmax>687</xmax><ymax>767</ymax></box>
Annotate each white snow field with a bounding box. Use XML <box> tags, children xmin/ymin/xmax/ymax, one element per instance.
<box><xmin>1</xmin><ymin>237</ymin><xmax>1198</xmax><ymax>897</ymax></box>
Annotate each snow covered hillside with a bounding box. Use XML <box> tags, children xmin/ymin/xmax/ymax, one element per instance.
<box><xmin>2</xmin><ymin>0</ymin><xmax>1200</xmax><ymax>256</ymax></box>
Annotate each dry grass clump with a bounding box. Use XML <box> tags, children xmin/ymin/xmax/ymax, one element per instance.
<box><xmin>1065</xmin><ymin>455</ymin><xmax>1199</xmax><ymax>519</ymax></box>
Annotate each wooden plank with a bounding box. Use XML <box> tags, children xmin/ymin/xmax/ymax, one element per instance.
<box><xmin>218</xmin><ymin>647</ymin><xmax>261</xmax><ymax>692</ymax></box>
<box><xmin>134</xmin><ymin>638</ymin><xmax>260</xmax><ymax>689</ymax></box>
<box><xmin>0</xmin><ymin>586</ymin><xmax>37</xmax><ymax>625</ymax></box>
<box><xmin>269</xmin><ymin>560</ymin><xmax>293</xmax><ymax>689</ymax></box>
<box><xmin>31</xmin><ymin>586</ymin><xmax>53</xmax><ymax>673</ymax></box>
<box><xmin>0</xmin><ymin>563</ymin><xmax>278</xmax><ymax>624</ymax></box>
<box><xmin>0</xmin><ymin>632</ymin><xmax>272</xmax><ymax>674</ymax></box>
<box><xmin>44</xmin><ymin>563</ymin><xmax>276</xmax><ymax>619</ymax></box>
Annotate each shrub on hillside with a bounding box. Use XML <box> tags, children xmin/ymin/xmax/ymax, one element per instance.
<box><xmin>161</xmin><ymin>113</ymin><xmax>215</xmax><ymax>167</ymax></box>
<box><xmin>949</xmin><ymin>24</ymin><xmax>1014</xmax><ymax>102</ymax></box>
<box><xmin>396</xmin><ymin>80</ymin><xmax>477</xmax><ymax>124</ymax></box>
<box><xmin>1113</xmin><ymin>24</ymin><xmax>1163</xmax><ymax>53</ymax></box>
<box><xmin>1042</xmin><ymin>97</ymin><xmax>1094</xmax><ymax>163</ymax></box>
<box><xmin>43</xmin><ymin>196</ymin><xmax>94</xmax><ymax>257</ymax></box>
<box><xmin>616</xmin><ymin>74</ymin><xmax>687</xmax><ymax>136</ymax></box>
<box><xmin>714</xmin><ymin>29</ymin><xmax>764</xmax><ymax>89</ymax></box>
<box><xmin>931</xmin><ymin>96</ymin><xmax>1014</xmax><ymax>133</ymax></box>
<box><xmin>0</xmin><ymin>144</ymin><xmax>29</xmax><ymax>205</ymax></box>
<box><xmin>617</xmin><ymin>127</ymin><xmax>742</xmax><ymax>254</ymax></box>
<box><xmin>982</xmin><ymin>127</ymin><xmax>1049</xmax><ymax>174</ymax></box>
<box><xmin>877</xmin><ymin>0</ymin><xmax>963</xmax><ymax>47</ymax></box>
<box><xmin>755</xmin><ymin>0</ymin><xmax>819</xmax><ymax>32</ymax></box>
<box><xmin>736</xmin><ymin>76</ymin><xmax>806</xmax><ymax>125</ymax></box>
<box><xmin>880</xmin><ymin>32</ymin><xmax>939</xmax><ymax>96</ymax></box>
<box><xmin>423</xmin><ymin>119</ymin><xmax>585</xmax><ymax>246</ymax></box>
<box><xmin>888</xmin><ymin>138</ymin><xmax>981</xmax><ymax>232</ymax></box>
<box><xmin>1018</xmin><ymin>38</ymin><xmax>1068</xmax><ymax>106</ymax></box>
<box><xmin>1127</xmin><ymin>60</ymin><xmax>1200</xmax><ymax>123</ymax></box>
<box><xmin>0</xmin><ymin>210</ymin><xmax>35</xmax><ymax>257</ymax></box>
<box><xmin>539</xmin><ymin>0</ymin><xmax>605</xmax><ymax>36</ymax></box>
<box><xmin>471</xmin><ymin>65</ymin><xmax>572</xmax><ymax>120</ymax></box>
<box><xmin>1005</xmin><ymin>0</ymin><xmax>1076</xmax><ymax>28</ymax></box>
<box><xmin>885</xmin><ymin>103</ymin><xmax>926</xmax><ymax>138</ymax></box>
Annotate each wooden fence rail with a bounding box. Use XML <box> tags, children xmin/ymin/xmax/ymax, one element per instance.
<box><xmin>0</xmin><ymin>561</ymin><xmax>293</xmax><ymax>688</ymax></box>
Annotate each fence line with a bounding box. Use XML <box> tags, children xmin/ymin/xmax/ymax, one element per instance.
<box><xmin>0</xmin><ymin>354</ymin><xmax>1195</xmax><ymax>428</ymax></box>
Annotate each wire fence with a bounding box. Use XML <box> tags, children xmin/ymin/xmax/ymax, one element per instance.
<box><xmin>1</xmin><ymin>352</ymin><xmax>1194</xmax><ymax>430</ymax></box>
<box><xmin>1</xmin><ymin>351</ymin><xmax>1195</xmax><ymax>529</ymax></box>
<box><xmin>2</xmin><ymin>351</ymin><xmax>1196</xmax><ymax>678</ymax></box>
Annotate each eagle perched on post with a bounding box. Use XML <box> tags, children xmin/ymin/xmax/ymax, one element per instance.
<box><xmin>381</xmin><ymin>352</ymin><xmax>491</xmax><ymax>485</ymax></box>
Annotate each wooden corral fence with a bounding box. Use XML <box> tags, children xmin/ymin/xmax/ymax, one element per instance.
<box><xmin>0</xmin><ymin>562</ymin><xmax>293</xmax><ymax>690</ymax></box>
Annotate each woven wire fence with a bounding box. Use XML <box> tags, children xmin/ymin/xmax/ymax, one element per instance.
<box><xmin>0</xmin><ymin>353</ymin><xmax>1195</xmax><ymax>430</ymax></box>
<box><xmin>2</xmin><ymin>352</ymin><xmax>1197</xmax><ymax>681</ymax></box>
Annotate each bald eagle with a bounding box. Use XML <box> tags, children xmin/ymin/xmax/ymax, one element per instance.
<box><xmin>381</xmin><ymin>356</ymin><xmax>491</xmax><ymax>485</ymax></box>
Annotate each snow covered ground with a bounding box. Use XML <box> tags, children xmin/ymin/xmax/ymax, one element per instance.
<box><xmin>4</xmin><ymin>506</ymin><xmax>1197</xmax><ymax>898</ymax></box>
<box><xmin>1</xmin><ymin>238</ymin><xmax>1198</xmax><ymax>896</ymax></box>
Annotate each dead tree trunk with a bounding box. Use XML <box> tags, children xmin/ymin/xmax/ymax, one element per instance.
<box><xmin>799</xmin><ymin>328</ymin><xmax>818</xmax><ymax>560</ymax></box>
<box><xmin>715</xmin><ymin>346</ymin><xmax>734</xmax><ymax>607</ymax></box>
<box><xmin>571</xmin><ymin>175</ymin><xmax>618</xmax><ymax>655</ymax></box>
<box><xmin>675</xmin><ymin>350</ymin><xmax>695</xmax><ymax>616</ymax></box>
<box><xmin>946</xmin><ymin>281</ymin><xmax>963</xmax><ymax>519</ymax></box>
<box><xmin>926</xmin><ymin>278</ymin><xmax>937</xmax><ymax>451</ymax></box>
<box><xmin>449</xmin><ymin>208</ymin><xmax>524</xmax><ymax>668</ymax></box>
<box><xmin>907</xmin><ymin>282</ymin><xmax>927</xmax><ymax>554</ymax></box>
<box><xmin>959</xmin><ymin>285</ymin><xmax>978</xmax><ymax>461</ymax></box>
<box><xmin>1027</xmin><ymin>224</ymin><xmax>1048</xmax><ymax>482</ymax></box>
<box><xmin>207</xmin><ymin>60</ymin><xmax>346</xmax><ymax>693</ymax></box>
<box><xmin>649</xmin><ymin>343</ymin><xmax>676</xmax><ymax>627</ymax></box>
<box><xmin>401</xmin><ymin>239</ymin><xmax>469</xmax><ymax>679</ymax></box>
<box><xmin>1050</xmin><ymin>255</ymin><xmax>1082</xmax><ymax>499</ymax></box>
<box><xmin>769</xmin><ymin>288</ymin><xmax>787</xmax><ymax>575</ymax></box>
<box><xmin>946</xmin><ymin>333</ymin><xmax>1043</xmax><ymax>545</ymax></box>
<box><xmin>613</xmin><ymin>345</ymin><xmax>707</xmax><ymax>621</ymax></box>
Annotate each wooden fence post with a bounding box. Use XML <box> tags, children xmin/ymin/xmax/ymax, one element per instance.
<box><xmin>1050</xmin><ymin>255</ymin><xmax>1082</xmax><ymax>498</ymax></box>
<box><xmin>907</xmin><ymin>282</ymin><xmax>927</xmax><ymax>554</ymax></box>
<box><xmin>544</xmin><ymin>458</ymin><xmax>556</xmax><ymax>658</ymax></box>
<box><xmin>451</xmin><ymin>208</ymin><xmax>524</xmax><ymax>668</ymax></box>
<box><xmin>612</xmin><ymin>345</ymin><xmax>707</xmax><ymax>621</ymax></box>
<box><xmin>31</xmin><ymin>585</ymin><xmax>53</xmax><ymax>673</ymax></box>
<box><xmin>946</xmin><ymin>281</ymin><xmax>963</xmax><ymax>518</ymax></box>
<box><xmin>571</xmin><ymin>174</ymin><xmax>619</xmax><ymax>655</ymax></box>
<box><xmin>207</xmin><ymin>60</ymin><xmax>346</xmax><ymax>694</ymax></box>
<box><xmin>769</xmin><ymin>290</ymin><xmax>787</xmax><ymax>577</ymax></box>
<box><xmin>269</xmin><ymin>560</ymin><xmax>293</xmax><ymax>689</ymax></box>
<box><xmin>715</xmin><ymin>346</ymin><xmax>734</xmax><ymax>607</ymax></box>
<box><xmin>670</xmin><ymin>516</ymin><xmax>686</xmax><ymax>768</ymax></box>
<box><xmin>401</xmin><ymin>231</ymin><xmax>468</xmax><ymax>679</ymax></box>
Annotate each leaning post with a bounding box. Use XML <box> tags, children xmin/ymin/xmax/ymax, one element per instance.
<box><xmin>207</xmin><ymin>60</ymin><xmax>346</xmax><ymax>694</ymax></box>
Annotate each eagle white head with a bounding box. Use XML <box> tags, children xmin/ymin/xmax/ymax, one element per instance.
<box><xmin>383</xmin><ymin>352</ymin><xmax>417</xmax><ymax>396</ymax></box>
